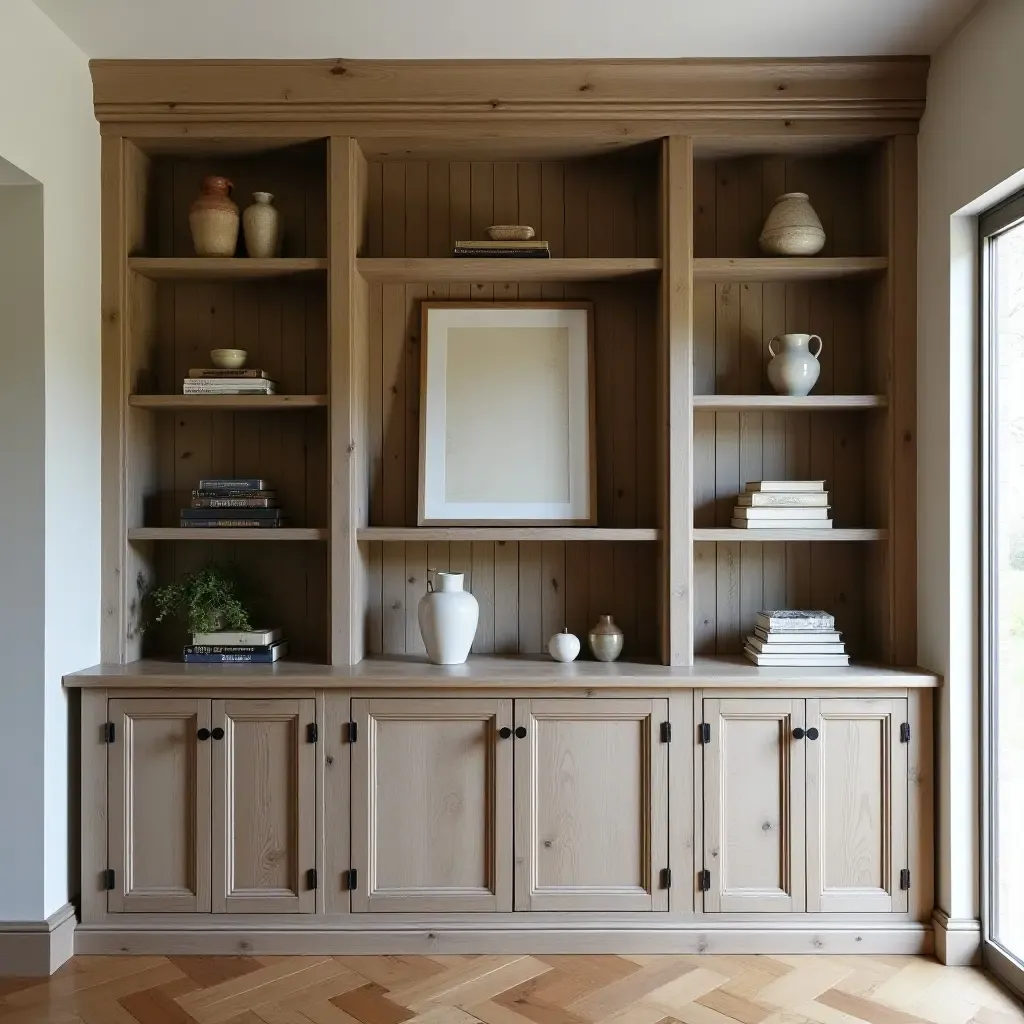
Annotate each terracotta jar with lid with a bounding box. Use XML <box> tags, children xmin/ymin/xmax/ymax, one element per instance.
<box><xmin>189</xmin><ymin>176</ymin><xmax>239</xmax><ymax>257</ymax></box>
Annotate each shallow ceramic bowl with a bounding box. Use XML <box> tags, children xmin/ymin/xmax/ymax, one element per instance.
<box><xmin>486</xmin><ymin>224</ymin><xmax>535</xmax><ymax>241</ymax></box>
<box><xmin>210</xmin><ymin>348</ymin><xmax>248</xmax><ymax>369</ymax></box>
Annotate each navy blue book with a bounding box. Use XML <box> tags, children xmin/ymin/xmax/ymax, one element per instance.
<box><xmin>182</xmin><ymin>641</ymin><xmax>288</xmax><ymax>664</ymax></box>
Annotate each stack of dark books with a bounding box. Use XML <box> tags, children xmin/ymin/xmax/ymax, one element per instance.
<box><xmin>182</xmin><ymin>478</ymin><xmax>284</xmax><ymax>529</ymax></box>
<box><xmin>183</xmin><ymin>627</ymin><xmax>288</xmax><ymax>664</ymax></box>
<box><xmin>452</xmin><ymin>239</ymin><xmax>551</xmax><ymax>258</ymax></box>
<box><xmin>184</xmin><ymin>368</ymin><xmax>277</xmax><ymax>395</ymax></box>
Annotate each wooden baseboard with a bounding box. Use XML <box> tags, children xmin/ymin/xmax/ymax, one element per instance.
<box><xmin>932</xmin><ymin>909</ymin><xmax>981</xmax><ymax>965</ymax></box>
<box><xmin>0</xmin><ymin>903</ymin><xmax>77</xmax><ymax>976</ymax></box>
<box><xmin>75</xmin><ymin>921</ymin><xmax>933</xmax><ymax>956</ymax></box>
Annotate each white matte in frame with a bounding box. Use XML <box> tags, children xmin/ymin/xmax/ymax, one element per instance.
<box><xmin>419</xmin><ymin>302</ymin><xmax>596</xmax><ymax>525</ymax></box>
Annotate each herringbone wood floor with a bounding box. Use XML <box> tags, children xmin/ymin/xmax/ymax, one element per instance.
<box><xmin>0</xmin><ymin>954</ymin><xmax>1021</xmax><ymax>1024</ymax></box>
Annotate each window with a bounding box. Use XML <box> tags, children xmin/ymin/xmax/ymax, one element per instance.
<box><xmin>981</xmin><ymin>188</ymin><xmax>1024</xmax><ymax>997</ymax></box>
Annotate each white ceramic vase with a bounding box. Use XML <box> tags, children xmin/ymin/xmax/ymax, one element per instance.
<box><xmin>547</xmin><ymin>629</ymin><xmax>581</xmax><ymax>663</ymax></box>
<box><xmin>759</xmin><ymin>192</ymin><xmax>825</xmax><ymax>256</ymax></box>
<box><xmin>243</xmin><ymin>192</ymin><xmax>282</xmax><ymax>258</ymax></box>
<box><xmin>418</xmin><ymin>570</ymin><xmax>479</xmax><ymax>665</ymax></box>
<box><xmin>767</xmin><ymin>333</ymin><xmax>823</xmax><ymax>397</ymax></box>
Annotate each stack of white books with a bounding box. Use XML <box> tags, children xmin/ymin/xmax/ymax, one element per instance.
<box><xmin>744</xmin><ymin>610</ymin><xmax>849</xmax><ymax>667</ymax></box>
<box><xmin>183</xmin><ymin>368</ymin><xmax>277</xmax><ymax>396</ymax></box>
<box><xmin>731</xmin><ymin>480</ymin><xmax>831</xmax><ymax>529</ymax></box>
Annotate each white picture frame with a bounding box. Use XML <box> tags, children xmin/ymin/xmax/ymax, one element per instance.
<box><xmin>418</xmin><ymin>302</ymin><xmax>596</xmax><ymax>526</ymax></box>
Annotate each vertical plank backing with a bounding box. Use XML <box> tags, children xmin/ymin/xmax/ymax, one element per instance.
<box><xmin>660</xmin><ymin>137</ymin><xmax>695</xmax><ymax>666</ymax></box>
<box><xmin>330</xmin><ymin>137</ymin><xmax>368</xmax><ymax>665</ymax></box>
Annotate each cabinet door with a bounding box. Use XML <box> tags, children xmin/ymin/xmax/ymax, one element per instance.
<box><xmin>108</xmin><ymin>698</ymin><xmax>211</xmax><ymax>913</ymax></box>
<box><xmin>352</xmin><ymin>698</ymin><xmax>513</xmax><ymax>912</ymax></box>
<box><xmin>515</xmin><ymin>698</ymin><xmax>669</xmax><ymax>912</ymax></box>
<box><xmin>702</xmin><ymin>698</ymin><xmax>805</xmax><ymax>913</ymax></box>
<box><xmin>805</xmin><ymin>698</ymin><xmax>909</xmax><ymax>913</ymax></box>
<box><xmin>212</xmin><ymin>699</ymin><xmax>317</xmax><ymax>914</ymax></box>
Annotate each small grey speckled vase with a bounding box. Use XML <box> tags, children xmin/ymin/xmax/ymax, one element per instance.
<box><xmin>588</xmin><ymin>614</ymin><xmax>624</xmax><ymax>662</ymax></box>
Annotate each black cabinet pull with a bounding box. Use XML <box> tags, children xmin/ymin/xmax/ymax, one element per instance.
<box><xmin>806</xmin><ymin>727</ymin><xmax>819</xmax><ymax>741</ymax></box>
<box><xmin>197</xmin><ymin>728</ymin><xmax>211</xmax><ymax>741</ymax></box>
<box><xmin>211</xmin><ymin>727</ymin><xmax>225</xmax><ymax>741</ymax></box>
<box><xmin>514</xmin><ymin>726</ymin><xmax>527</xmax><ymax>739</ymax></box>
<box><xmin>498</xmin><ymin>727</ymin><xmax>512</xmax><ymax>739</ymax></box>
<box><xmin>792</xmin><ymin>727</ymin><xmax>805</xmax><ymax>740</ymax></box>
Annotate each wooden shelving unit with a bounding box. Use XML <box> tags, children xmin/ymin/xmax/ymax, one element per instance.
<box><xmin>101</xmin><ymin>94</ymin><xmax>917</xmax><ymax>671</ymax></box>
<box><xmin>356</xmin><ymin>257</ymin><xmax>662</xmax><ymax>283</ymax></box>
<box><xmin>128</xmin><ymin>394</ymin><xmax>328</xmax><ymax>410</ymax></box>
<box><xmin>358</xmin><ymin>527</ymin><xmax>660</xmax><ymax>542</ymax></box>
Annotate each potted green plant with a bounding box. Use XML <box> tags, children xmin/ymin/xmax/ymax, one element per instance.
<box><xmin>148</xmin><ymin>564</ymin><xmax>252</xmax><ymax>635</ymax></box>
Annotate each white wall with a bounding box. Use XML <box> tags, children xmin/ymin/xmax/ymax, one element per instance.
<box><xmin>0</xmin><ymin>0</ymin><xmax>100</xmax><ymax>922</ymax></box>
<box><xmin>918</xmin><ymin>0</ymin><xmax>1024</xmax><ymax>935</ymax></box>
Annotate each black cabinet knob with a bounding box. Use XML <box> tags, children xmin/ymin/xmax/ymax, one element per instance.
<box><xmin>498</xmin><ymin>727</ymin><xmax>512</xmax><ymax>739</ymax></box>
<box><xmin>792</xmin><ymin>727</ymin><xmax>806</xmax><ymax>740</ymax></box>
<box><xmin>514</xmin><ymin>726</ymin><xmax>527</xmax><ymax>739</ymax></box>
<box><xmin>197</xmin><ymin>728</ymin><xmax>211</xmax><ymax>741</ymax></box>
<box><xmin>211</xmin><ymin>727</ymin><xmax>225</xmax><ymax>740</ymax></box>
<box><xmin>806</xmin><ymin>727</ymin><xmax>820</xmax><ymax>741</ymax></box>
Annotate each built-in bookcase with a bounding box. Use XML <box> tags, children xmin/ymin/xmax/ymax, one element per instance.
<box><xmin>104</xmin><ymin>131</ymin><xmax>915</xmax><ymax>668</ymax></box>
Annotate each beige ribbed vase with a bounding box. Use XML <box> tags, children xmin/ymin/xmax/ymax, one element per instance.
<box><xmin>758</xmin><ymin>192</ymin><xmax>826</xmax><ymax>256</ymax></box>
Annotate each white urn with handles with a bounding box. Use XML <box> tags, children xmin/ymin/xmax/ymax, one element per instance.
<box><xmin>418</xmin><ymin>569</ymin><xmax>479</xmax><ymax>665</ymax></box>
<box><xmin>767</xmin><ymin>333</ymin><xmax>823</xmax><ymax>397</ymax></box>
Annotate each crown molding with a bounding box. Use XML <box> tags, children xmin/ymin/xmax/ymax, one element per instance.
<box><xmin>90</xmin><ymin>57</ymin><xmax>928</xmax><ymax>131</ymax></box>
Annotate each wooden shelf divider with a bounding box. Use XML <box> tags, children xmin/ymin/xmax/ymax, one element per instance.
<box><xmin>128</xmin><ymin>257</ymin><xmax>328</xmax><ymax>280</ymax></box>
<box><xmin>693</xmin><ymin>528</ymin><xmax>887</xmax><ymax>542</ymax></box>
<box><xmin>358</xmin><ymin>527</ymin><xmax>659</xmax><ymax>542</ymax></box>
<box><xmin>692</xmin><ymin>256</ymin><xmax>887</xmax><ymax>282</ymax></box>
<box><xmin>128</xmin><ymin>394</ymin><xmax>328</xmax><ymax>410</ymax></box>
<box><xmin>692</xmin><ymin>394</ymin><xmax>886</xmax><ymax>410</ymax></box>
<box><xmin>356</xmin><ymin>257</ymin><xmax>661</xmax><ymax>283</ymax></box>
<box><xmin>128</xmin><ymin>527</ymin><xmax>329</xmax><ymax>541</ymax></box>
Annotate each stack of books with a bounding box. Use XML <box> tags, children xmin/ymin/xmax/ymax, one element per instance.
<box><xmin>183</xmin><ymin>627</ymin><xmax>288</xmax><ymax>664</ymax></box>
<box><xmin>744</xmin><ymin>610</ymin><xmax>849</xmax><ymax>667</ymax></box>
<box><xmin>183</xmin><ymin>368</ymin><xmax>277</xmax><ymax>396</ymax></box>
<box><xmin>731</xmin><ymin>480</ymin><xmax>832</xmax><ymax>529</ymax></box>
<box><xmin>452</xmin><ymin>240</ymin><xmax>551</xmax><ymax>258</ymax></box>
<box><xmin>181</xmin><ymin>478</ymin><xmax>285</xmax><ymax>529</ymax></box>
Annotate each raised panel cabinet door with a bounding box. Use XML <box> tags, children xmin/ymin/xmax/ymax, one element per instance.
<box><xmin>702</xmin><ymin>698</ymin><xmax>806</xmax><ymax>913</ymax></box>
<box><xmin>805</xmin><ymin>697</ymin><xmax>909</xmax><ymax>913</ymax></box>
<box><xmin>212</xmin><ymin>698</ymin><xmax>317</xmax><ymax>914</ymax></box>
<box><xmin>514</xmin><ymin>698</ymin><xmax>670</xmax><ymax>912</ymax></box>
<box><xmin>107</xmin><ymin>698</ymin><xmax>212</xmax><ymax>913</ymax></box>
<box><xmin>351</xmin><ymin>698</ymin><xmax>514</xmax><ymax>912</ymax></box>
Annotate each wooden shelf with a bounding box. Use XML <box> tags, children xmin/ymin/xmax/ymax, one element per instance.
<box><xmin>358</xmin><ymin>527</ymin><xmax>660</xmax><ymax>542</ymax></box>
<box><xmin>692</xmin><ymin>257</ymin><xmax>888</xmax><ymax>282</ymax></box>
<box><xmin>128</xmin><ymin>527</ymin><xmax>328</xmax><ymax>541</ymax></box>
<box><xmin>128</xmin><ymin>257</ymin><xmax>328</xmax><ymax>281</ymax></box>
<box><xmin>694</xmin><ymin>528</ymin><xmax>887</xmax><ymax>542</ymax></box>
<box><xmin>693</xmin><ymin>394</ymin><xmax>887</xmax><ymax>410</ymax></box>
<box><xmin>356</xmin><ymin>257</ymin><xmax>662</xmax><ymax>283</ymax></box>
<box><xmin>128</xmin><ymin>394</ymin><xmax>328</xmax><ymax>410</ymax></box>
<box><xmin>64</xmin><ymin>655</ymin><xmax>940</xmax><ymax>690</ymax></box>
